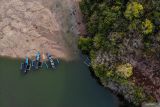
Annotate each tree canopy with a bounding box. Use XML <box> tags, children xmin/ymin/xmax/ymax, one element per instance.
<box><xmin>79</xmin><ymin>0</ymin><xmax>159</xmax><ymax>105</ymax></box>
<box><xmin>124</xmin><ymin>2</ymin><xmax>143</xmax><ymax>20</ymax></box>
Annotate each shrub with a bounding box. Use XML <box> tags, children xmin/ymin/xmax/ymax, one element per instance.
<box><xmin>78</xmin><ymin>37</ymin><xmax>93</xmax><ymax>54</ymax></box>
<box><xmin>93</xmin><ymin>33</ymin><xmax>105</xmax><ymax>49</ymax></box>
<box><xmin>93</xmin><ymin>64</ymin><xmax>106</xmax><ymax>78</ymax></box>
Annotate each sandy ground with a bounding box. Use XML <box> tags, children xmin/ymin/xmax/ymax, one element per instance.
<box><xmin>0</xmin><ymin>0</ymin><xmax>86</xmax><ymax>60</ymax></box>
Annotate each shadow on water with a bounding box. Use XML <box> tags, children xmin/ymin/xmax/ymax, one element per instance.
<box><xmin>0</xmin><ymin>57</ymin><xmax>119</xmax><ymax>107</ymax></box>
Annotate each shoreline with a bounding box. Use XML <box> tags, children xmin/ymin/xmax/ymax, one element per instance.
<box><xmin>88</xmin><ymin>66</ymin><xmax>137</xmax><ymax>107</ymax></box>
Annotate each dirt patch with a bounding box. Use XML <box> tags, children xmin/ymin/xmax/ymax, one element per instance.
<box><xmin>0</xmin><ymin>0</ymin><xmax>85</xmax><ymax>60</ymax></box>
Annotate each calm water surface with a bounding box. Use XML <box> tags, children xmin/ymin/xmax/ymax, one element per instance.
<box><xmin>0</xmin><ymin>57</ymin><xmax>119</xmax><ymax>107</ymax></box>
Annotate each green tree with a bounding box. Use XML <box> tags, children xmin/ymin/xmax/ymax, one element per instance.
<box><xmin>124</xmin><ymin>2</ymin><xmax>143</xmax><ymax>20</ymax></box>
<box><xmin>93</xmin><ymin>64</ymin><xmax>106</xmax><ymax>78</ymax></box>
<box><xmin>87</xmin><ymin>12</ymin><xmax>99</xmax><ymax>34</ymax></box>
<box><xmin>93</xmin><ymin>33</ymin><xmax>105</xmax><ymax>49</ymax></box>
<box><xmin>116</xmin><ymin>63</ymin><xmax>133</xmax><ymax>78</ymax></box>
<box><xmin>98</xmin><ymin>4</ymin><xmax>120</xmax><ymax>34</ymax></box>
<box><xmin>78</xmin><ymin>37</ymin><xmax>93</xmax><ymax>54</ymax></box>
<box><xmin>142</xmin><ymin>19</ymin><xmax>154</xmax><ymax>35</ymax></box>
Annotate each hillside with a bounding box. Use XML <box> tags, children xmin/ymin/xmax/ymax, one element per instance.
<box><xmin>79</xmin><ymin>0</ymin><xmax>160</xmax><ymax>106</ymax></box>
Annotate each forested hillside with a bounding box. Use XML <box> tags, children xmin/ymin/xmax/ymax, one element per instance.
<box><xmin>78</xmin><ymin>0</ymin><xmax>160</xmax><ymax>106</ymax></box>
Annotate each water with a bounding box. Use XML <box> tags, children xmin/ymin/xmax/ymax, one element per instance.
<box><xmin>0</xmin><ymin>57</ymin><xmax>119</xmax><ymax>107</ymax></box>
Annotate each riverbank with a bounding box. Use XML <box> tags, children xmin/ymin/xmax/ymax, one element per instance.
<box><xmin>88</xmin><ymin>66</ymin><xmax>136</xmax><ymax>107</ymax></box>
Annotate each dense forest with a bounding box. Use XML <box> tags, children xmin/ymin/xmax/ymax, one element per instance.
<box><xmin>78</xmin><ymin>0</ymin><xmax>160</xmax><ymax>106</ymax></box>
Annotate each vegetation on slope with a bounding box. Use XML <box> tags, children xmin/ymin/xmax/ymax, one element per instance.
<box><xmin>79</xmin><ymin>0</ymin><xmax>160</xmax><ymax>106</ymax></box>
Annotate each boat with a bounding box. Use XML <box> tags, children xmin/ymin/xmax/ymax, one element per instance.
<box><xmin>43</xmin><ymin>61</ymin><xmax>49</xmax><ymax>69</ymax></box>
<box><xmin>31</xmin><ymin>60</ymin><xmax>37</xmax><ymax>70</ymax></box>
<box><xmin>20</xmin><ymin>56</ymin><xmax>31</xmax><ymax>74</ymax></box>
<box><xmin>46</xmin><ymin>53</ymin><xmax>56</xmax><ymax>69</ymax></box>
<box><xmin>35</xmin><ymin>51</ymin><xmax>42</xmax><ymax>68</ymax></box>
<box><xmin>84</xmin><ymin>56</ymin><xmax>91</xmax><ymax>67</ymax></box>
<box><xmin>31</xmin><ymin>52</ymin><xmax>42</xmax><ymax>70</ymax></box>
<box><xmin>20</xmin><ymin>52</ymin><xmax>60</xmax><ymax>73</ymax></box>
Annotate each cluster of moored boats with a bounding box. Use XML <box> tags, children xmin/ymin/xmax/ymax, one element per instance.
<box><xmin>20</xmin><ymin>52</ymin><xmax>59</xmax><ymax>74</ymax></box>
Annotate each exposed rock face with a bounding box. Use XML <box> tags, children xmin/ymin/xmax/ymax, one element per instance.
<box><xmin>0</xmin><ymin>0</ymin><xmax>85</xmax><ymax>60</ymax></box>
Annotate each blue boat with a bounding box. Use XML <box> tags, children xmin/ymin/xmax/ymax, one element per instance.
<box><xmin>31</xmin><ymin>60</ymin><xmax>37</xmax><ymax>70</ymax></box>
<box><xmin>36</xmin><ymin>51</ymin><xmax>40</xmax><ymax>61</ymax></box>
<box><xmin>31</xmin><ymin>51</ymin><xmax>42</xmax><ymax>70</ymax></box>
<box><xmin>36</xmin><ymin>51</ymin><xmax>42</xmax><ymax>68</ymax></box>
<box><xmin>20</xmin><ymin>56</ymin><xmax>31</xmax><ymax>74</ymax></box>
<box><xmin>20</xmin><ymin>52</ymin><xmax>60</xmax><ymax>73</ymax></box>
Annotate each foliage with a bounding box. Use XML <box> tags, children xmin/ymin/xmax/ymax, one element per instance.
<box><xmin>78</xmin><ymin>37</ymin><xmax>92</xmax><ymax>54</ymax></box>
<box><xmin>142</xmin><ymin>19</ymin><xmax>154</xmax><ymax>35</ymax></box>
<box><xmin>116</xmin><ymin>63</ymin><xmax>133</xmax><ymax>79</ymax></box>
<box><xmin>79</xmin><ymin>0</ymin><xmax>159</xmax><ymax>105</ymax></box>
<box><xmin>97</xmin><ymin>4</ymin><xmax>120</xmax><ymax>34</ymax></box>
<box><xmin>93</xmin><ymin>64</ymin><xmax>107</xmax><ymax>78</ymax></box>
<box><xmin>133</xmin><ymin>86</ymin><xmax>146</xmax><ymax>105</ymax></box>
<box><xmin>153</xmin><ymin>11</ymin><xmax>160</xmax><ymax>26</ymax></box>
<box><xmin>124</xmin><ymin>2</ymin><xmax>143</xmax><ymax>20</ymax></box>
<box><xmin>128</xmin><ymin>19</ymin><xmax>141</xmax><ymax>31</ymax></box>
<box><xmin>87</xmin><ymin>12</ymin><xmax>99</xmax><ymax>34</ymax></box>
<box><xmin>93</xmin><ymin>33</ymin><xmax>105</xmax><ymax>49</ymax></box>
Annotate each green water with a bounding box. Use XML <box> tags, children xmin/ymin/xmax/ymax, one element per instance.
<box><xmin>0</xmin><ymin>57</ymin><xmax>119</xmax><ymax>107</ymax></box>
